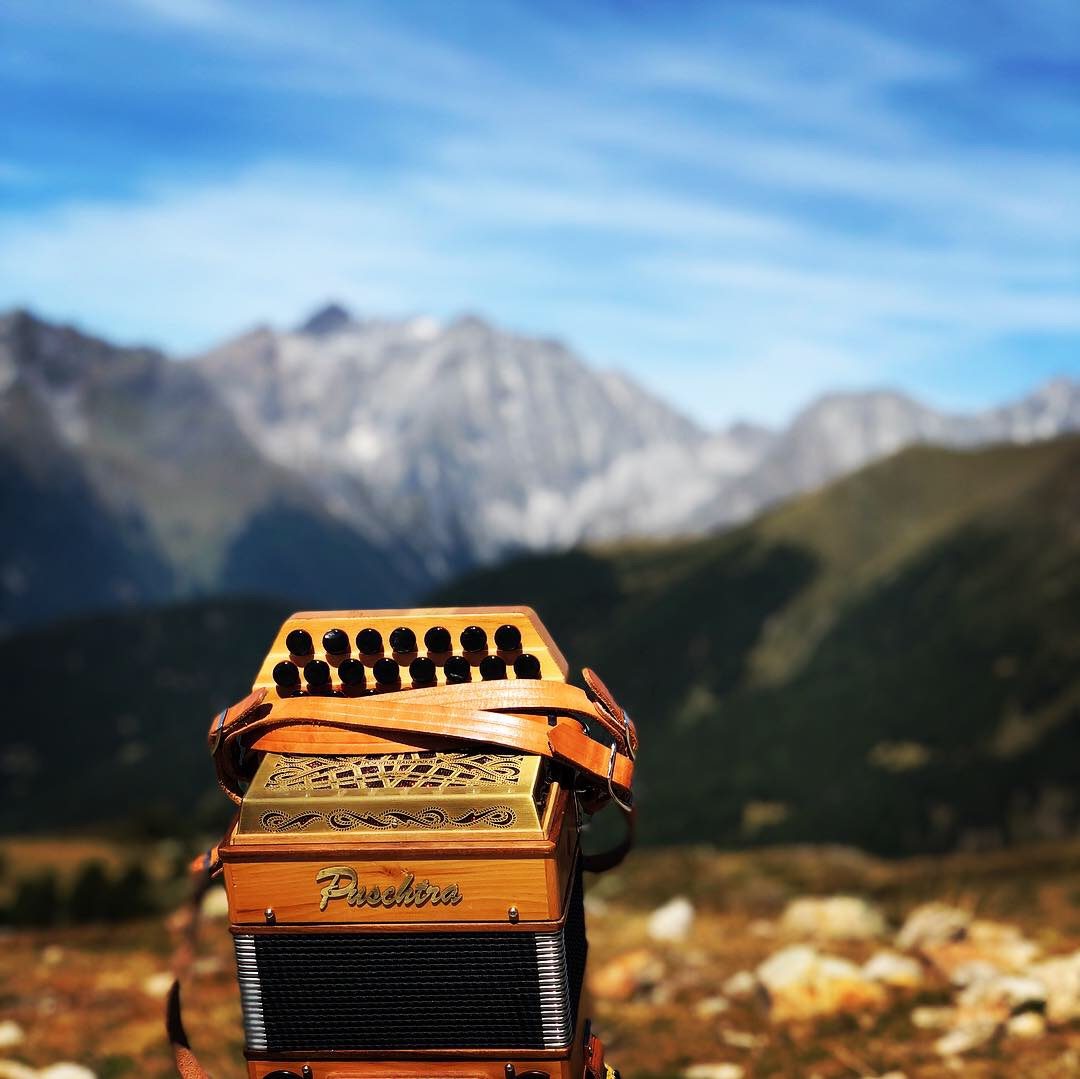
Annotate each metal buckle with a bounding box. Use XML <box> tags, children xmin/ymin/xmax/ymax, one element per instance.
<box><xmin>607</xmin><ymin>743</ymin><xmax>633</xmax><ymax>813</ymax></box>
<box><xmin>623</xmin><ymin>711</ymin><xmax>636</xmax><ymax>761</ymax></box>
<box><xmin>209</xmin><ymin>707</ymin><xmax>228</xmax><ymax>755</ymax></box>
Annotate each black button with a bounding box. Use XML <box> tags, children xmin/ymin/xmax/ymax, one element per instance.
<box><xmin>303</xmin><ymin>659</ymin><xmax>331</xmax><ymax>687</ymax></box>
<box><xmin>409</xmin><ymin>656</ymin><xmax>437</xmax><ymax>684</ymax></box>
<box><xmin>494</xmin><ymin>623</ymin><xmax>522</xmax><ymax>651</ymax></box>
<box><xmin>272</xmin><ymin>661</ymin><xmax>300</xmax><ymax>688</ymax></box>
<box><xmin>514</xmin><ymin>653</ymin><xmax>542</xmax><ymax>679</ymax></box>
<box><xmin>479</xmin><ymin>655</ymin><xmax>507</xmax><ymax>680</ymax></box>
<box><xmin>373</xmin><ymin>657</ymin><xmax>401</xmax><ymax>686</ymax></box>
<box><xmin>424</xmin><ymin>625</ymin><xmax>452</xmax><ymax>652</ymax></box>
<box><xmin>264</xmin><ymin>1072</ymin><xmax>304</xmax><ymax>1079</ymax></box>
<box><xmin>389</xmin><ymin>626</ymin><xmax>417</xmax><ymax>654</ymax></box>
<box><xmin>355</xmin><ymin>627</ymin><xmax>383</xmax><ymax>655</ymax></box>
<box><xmin>322</xmin><ymin>627</ymin><xmax>349</xmax><ymax>655</ymax></box>
<box><xmin>285</xmin><ymin>628</ymin><xmax>313</xmax><ymax>656</ymax></box>
<box><xmin>444</xmin><ymin>655</ymin><xmax>472</xmax><ymax>683</ymax></box>
<box><xmin>338</xmin><ymin>657</ymin><xmax>366</xmax><ymax>687</ymax></box>
<box><xmin>460</xmin><ymin>625</ymin><xmax>488</xmax><ymax>652</ymax></box>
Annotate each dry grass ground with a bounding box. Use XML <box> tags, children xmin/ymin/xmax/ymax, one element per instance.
<box><xmin>5</xmin><ymin>840</ymin><xmax>1080</xmax><ymax>1077</ymax></box>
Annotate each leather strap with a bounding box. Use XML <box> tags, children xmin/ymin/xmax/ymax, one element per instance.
<box><xmin>210</xmin><ymin>674</ymin><xmax>638</xmax><ymax>813</ymax></box>
<box><xmin>166</xmin><ymin>849</ymin><xmax>219</xmax><ymax>1079</ymax></box>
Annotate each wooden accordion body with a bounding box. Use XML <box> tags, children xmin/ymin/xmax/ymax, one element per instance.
<box><xmin>215</xmin><ymin>608</ymin><xmax>621</xmax><ymax>1079</ymax></box>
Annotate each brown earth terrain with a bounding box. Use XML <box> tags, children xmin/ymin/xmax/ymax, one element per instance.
<box><xmin>5</xmin><ymin>840</ymin><xmax>1080</xmax><ymax>1078</ymax></box>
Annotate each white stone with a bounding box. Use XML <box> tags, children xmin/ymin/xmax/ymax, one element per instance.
<box><xmin>0</xmin><ymin>1062</ymin><xmax>38</xmax><ymax>1079</ymax></box>
<box><xmin>1030</xmin><ymin>952</ymin><xmax>1080</xmax><ymax>1024</ymax></box>
<box><xmin>756</xmin><ymin>945</ymin><xmax>886</xmax><ymax>1022</ymax></box>
<box><xmin>721</xmin><ymin>1030</ymin><xmax>764</xmax><ymax>1050</ymax></box>
<box><xmin>141</xmin><ymin>972</ymin><xmax>175</xmax><ymax>999</ymax></box>
<box><xmin>647</xmin><ymin>896</ymin><xmax>695</xmax><ymax>942</ymax></box>
<box><xmin>934</xmin><ymin>1021</ymin><xmax>998</xmax><ymax>1056</ymax></box>
<box><xmin>200</xmin><ymin>886</ymin><xmax>230</xmax><ymax>919</ymax></box>
<box><xmin>683</xmin><ymin>1065</ymin><xmax>744</xmax><ymax>1079</ymax></box>
<box><xmin>958</xmin><ymin>973</ymin><xmax>1046</xmax><ymax>1015</ymax></box>
<box><xmin>0</xmin><ymin>1025</ymin><xmax>23</xmax><ymax>1051</ymax></box>
<box><xmin>862</xmin><ymin>951</ymin><xmax>923</xmax><ymax>989</ymax></box>
<box><xmin>722</xmin><ymin>970</ymin><xmax>758</xmax><ymax>999</ymax></box>
<box><xmin>911</xmin><ymin>1005</ymin><xmax>956</xmax><ymax>1030</ymax></box>
<box><xmin>780</xmin><ymin>896</ymin><xmax>886</xmax><ymax>941</ymax></box>
<box><xmin>897</xmin><ymin>903</ymin><xmax>971</xmax><ymax>951</ymax></box>
<box><xmin>40</xmin><ymin>1068</ymin><xmax>98</xmax><ymax>1079</ymax></box>
<box><xmin>583</xmin><ymin>895</ymin><xmax>610</xmax><ymax>917</ymax></box>
<box><xmin>1007</xmin><ymin>1011</ymin><xmax>1047</xmax><ymax>1039</ymax></box>
<box><xmin>693</xmin><ymin>995</ymin><xmax>730</xmax><ymax>1018</ymax></box>
<box><xmin>949</xmin><ymin>960</ymin><xmax>1001</xmax><ymax>988</ymax></box>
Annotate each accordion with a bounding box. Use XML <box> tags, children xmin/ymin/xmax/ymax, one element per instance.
<box><xmin>167</xmin><ymin>607</ymin><xmax>638</xmax><ymax>1079</ymax></box>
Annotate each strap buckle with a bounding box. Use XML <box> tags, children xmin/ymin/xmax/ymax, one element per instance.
<box><xmin>208</xmin><ymin>708</ymin><xmax>227</xmax><ymax>756</ymax></box>
<box><xmin>606</xmin><ymin>743</ymin><xmax>633</xmax><ymax>814</ymax></box>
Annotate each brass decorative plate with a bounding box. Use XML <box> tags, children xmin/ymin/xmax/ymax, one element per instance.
<box><xmin>236</xmin><ymin>750</ymin><xmax>549</xmax><ymax>840</ymax></box>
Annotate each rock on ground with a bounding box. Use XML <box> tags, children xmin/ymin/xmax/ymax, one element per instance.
<box><xmin>682</xmin><ymin>1065</ymin><xmax>745</xmax><ymax>1079</ymax></box>
<box><xmin>0</xmin><ymin>1024</ymin><xmax>23</xmax><ymax>1051</ymax></box>
<box><xmin>896</xmin><ymin>903</ymin><xmax>971</xmax><ymax>951</ymax></box>
<box><xmin>0</xmin><ymin>1068</ymin><xmax>97</xmax><ymax>1079</ymax></box>
<box><xmin>722</xmin><ymin>970</ymin><xmax>758</xmax><ymax>999</ymax></box>
<box><xmin>588</xmin><ymin>948</ymin><xmax>664</xmax><ymax>1002</ymax></box>
<box><xmin>1030</xmin><ymin>951</ymin><xmax>1080</xmax><ymax>1024</ymax></box>
<box><xmin>909</xmin><ymin>915</ymin><xmax>1040</xmax><ymax>984</ymax></box>
<box><xmin>780</xmin><ymin>896</ymin><xmax>887</xmax><ymax>941</ymax></box>
<box><xmin>861</xmin><ymin>951</ymin><xmax>924</xmax><ymax>989</ymax></box>
<box><xmin>1007</xmin><ymin>1011</ymin><xmax>1047</xmax><ymax>1039</ymax></box>
<box><xmin>693</xmin><ymin>995</ymin><xmax>730</xmax><ymax>1018</ymax></box>
<box><xmin>200</xmin><ymin>886</ymin><xmax>230</xmax><ymax>919</ymax></box>
<box><xmin>756</xmin><ymin>945</ymin><xmax>887</xmax><ymax>1022</ymax></box>
<box><xmin>647</xmin><ymin>896</ymin><xmax>695</xmax><ymax>942</ymax></box>
<box><xmin>141</xmin><ymin>971</ymin><xmax>175</xmax><ymax>999</ymax></box>
<box><xmin>911</xmin><ymin>1005</ymin><xmax>956</xmax><ymax>1030</ymax></box>
<box><xmin>0</xmin><ymin>1063</ymin><xmax>37</xmax><ymax>1079</ymax></box>
<box><xmin>934</xmin><ymin>1020</ymin><xmax>999</xmax><ymax>1057</ymax></box>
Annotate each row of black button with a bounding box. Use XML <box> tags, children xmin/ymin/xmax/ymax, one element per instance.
<box><xmin>272</xmin><ymin>651</ymin><xmax>542</xmax><ymax>691</ymax></box>
<box><xmin>285</xmin><ymin>624</ymin><xmax>522</xmax><ymax>658</ymax></box>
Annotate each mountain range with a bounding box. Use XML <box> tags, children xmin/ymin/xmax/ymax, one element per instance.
<box><xmin>4</xmin><ymin>435</ymin><xmax>1078</xmax><ymax>852</ymax></box>
<box><xmin>2</xmin><ymin>303</ymin><xmax>1077</xmax><ymax>632</ymax></box>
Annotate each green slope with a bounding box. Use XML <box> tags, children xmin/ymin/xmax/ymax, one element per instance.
<box><xmin>3</xmin><ymin>437</ymin><xmax>1078</xmax><ymax>854</ymax></box>
<box><xmin>431</xmin><ymin>436</ymin><xmax>1080</xmax><ymax>853</ymax></box>
<box><xmin>0</xmin><ymin>598</ymin><xmax>291</xmax><ymax>835</ymax></box>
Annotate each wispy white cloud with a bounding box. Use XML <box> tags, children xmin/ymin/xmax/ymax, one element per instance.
<box><xmin>0</xmin><ymin>0</ymin><xmax>1076</xmax><ymax>423</ymax></box>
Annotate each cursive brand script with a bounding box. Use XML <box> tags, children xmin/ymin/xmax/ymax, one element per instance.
<box><xmin>315</xmin><ymin>866</ymin><xmax>463</xmax><ymax>912</ymax></box>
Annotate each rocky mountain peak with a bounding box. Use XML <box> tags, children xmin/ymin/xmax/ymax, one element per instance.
<box><xmin>296</xmin><ymin>302</ymin><xmax>356</xmax><ymax>336</ymax></box>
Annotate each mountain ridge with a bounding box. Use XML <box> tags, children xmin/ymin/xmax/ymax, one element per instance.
<box><xmin>2</xmin><ymin>302</ymin><xmax>1078</xmax><ymax>631</ymax></box>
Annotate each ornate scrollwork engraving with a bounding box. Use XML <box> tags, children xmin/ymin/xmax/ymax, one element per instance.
<box><xmin>260</xmin><ymin>804</ymin><xmax>517</xmax><ymax>833</ymax></box>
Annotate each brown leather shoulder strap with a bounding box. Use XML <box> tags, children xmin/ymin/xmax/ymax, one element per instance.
<box><xmin>212</xmin><ymin>677</ymin><xmax>638</xmax><ymax>811</ymax></box>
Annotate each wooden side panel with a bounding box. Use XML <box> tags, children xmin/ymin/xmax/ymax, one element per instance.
<box><xmin>226</xmin><ymin>854</ymin><xmax>558</xmax><ymax>925</ymax></box>
<box><xmin>546</xmin><ymin>804</ymin><xmax>580</xmax><ymax>910</ymax></box>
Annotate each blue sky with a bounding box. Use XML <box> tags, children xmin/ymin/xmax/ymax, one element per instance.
<box><xmin>2</xmin><ymin>0</ymin><xmax>1077</xmax><ymax>426</ymax></box>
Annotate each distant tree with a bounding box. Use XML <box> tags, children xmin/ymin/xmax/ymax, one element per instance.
<box><xmin>106</xmin><ymin>862</ymin><xmax>155</xmax><ymax>920</ymax></box>
<box><xmin>68</xmin><ymin>860</ymin><xmax>112</xmax><ymax>923</ymax></box>
<box><xmin>8</xmin><ymin>870</ymin><xmax>62</xmax><ymax>926</ymax></box>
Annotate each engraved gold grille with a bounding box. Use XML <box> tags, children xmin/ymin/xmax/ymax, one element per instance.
<box><xmin>235</xmin><ymin>751</ymin><xmax>548</xmax><ymax>841</ymax></box>
<box><xmin>265</xmin><ymin>751</ymin><xmax>523</xmax><ymax>792</ymax></box>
